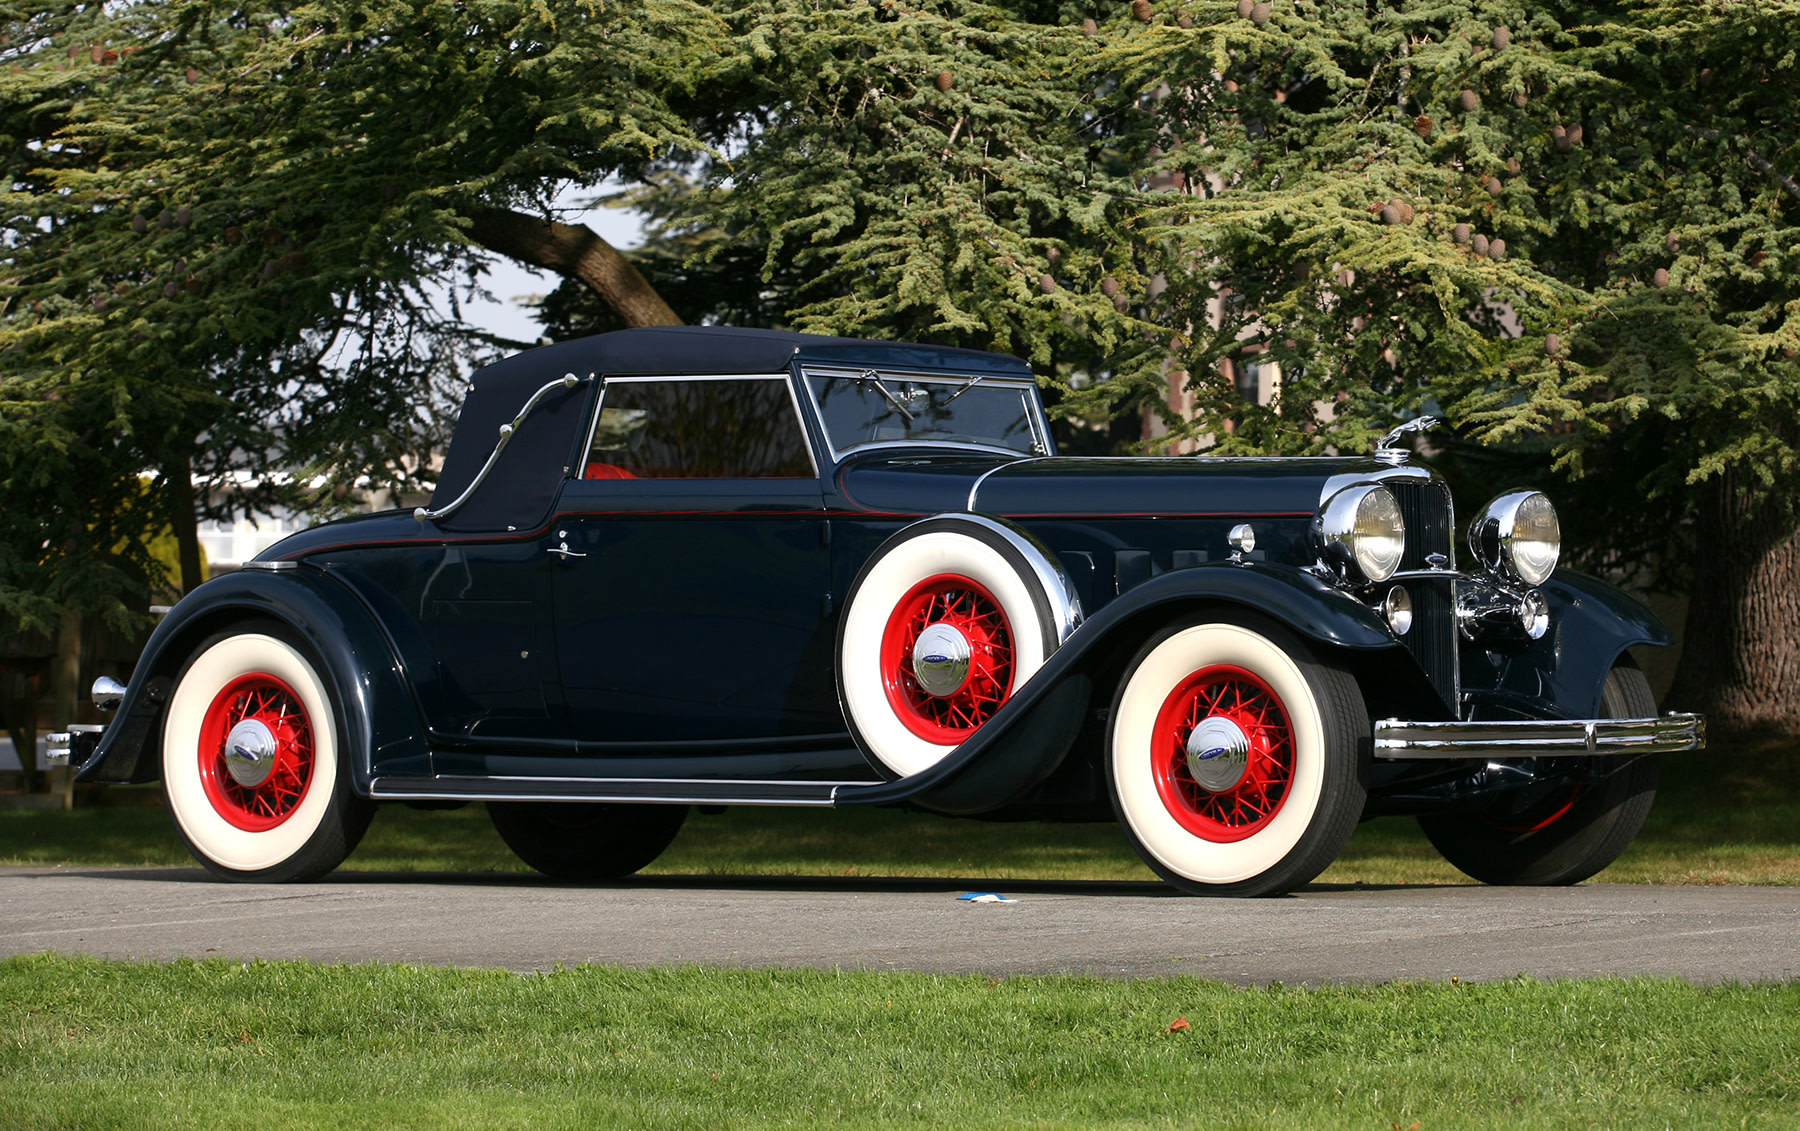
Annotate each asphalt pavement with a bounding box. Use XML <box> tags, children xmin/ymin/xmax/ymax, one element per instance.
<box><xmin>3</xmin><ymin>865</ymin><xmax>1796</xmax><ymax>983</ymax></box>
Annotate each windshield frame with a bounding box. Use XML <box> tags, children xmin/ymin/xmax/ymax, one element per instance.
<box><xmin>798</xmin><ymin>364</ymin><xmax>1052</xmax><ymax>464</ymax></box>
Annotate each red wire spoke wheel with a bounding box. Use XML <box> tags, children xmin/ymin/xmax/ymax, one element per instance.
<box><xmin>196</xmin><ymin>672</ymin><xmax>315</xmax><ymax>832</ymax></box>
<box><xmin>1150</xmin><ymin>664</ymin><xmax>1294</xmax><ymax>843</ymax></box>
<box><xmin>1108</xmin><ymin>618</ymin><xmax>1366</xmax><ymax>896</ymax></box>
<box><xmin>878</xmin><ymin>574</ymin><xmax>1015</xmax><ymax>744</ymax></box>
<box><xmin>838</xmin><ymin>517</ymin><xmax>1070</xmax><ymax>779</ymax></box>
<box><xmin>162</xmin><ymin>627</ymin><xmax>371</xmax><ymax>882</ymax></box>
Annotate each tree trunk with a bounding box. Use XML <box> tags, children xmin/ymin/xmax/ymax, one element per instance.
<box><xmin>1667</xmin><ymin>472</ymin><xmax>1800</xmax><ymax>733</ymax></box>
<box><xmin>0</xmin><ymin>669</ymin><xmax>41</xmax><ymax>794</ymax></box>
<box><xmin>465</xmin><ymin>207</ymin><xmax>682</xmax><ymax>329</ymax></box>
<box><xmin>165</xmin><ymin>448</ymin><xmax>204</xmax><ymax>594</ymax></box>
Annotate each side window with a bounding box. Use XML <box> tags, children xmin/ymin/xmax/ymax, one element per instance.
<box><xmin>582</xmin><ymin>377</ymin><xmax>814</xmax><ymax>480</ymax></box>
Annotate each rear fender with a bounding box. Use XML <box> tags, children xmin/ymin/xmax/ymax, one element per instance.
<box><xmin>837</xmin><ymin>561</ymin><xmax>1407</xmax><ymax>814</ymax></box>
<box><xmin>73</xmin><ymin>565</ymin><xmax>429</xmax><ymax>790</ymax></box>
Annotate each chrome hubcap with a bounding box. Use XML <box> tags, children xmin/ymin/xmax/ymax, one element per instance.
<box><xmin>911</xmin><ymin>622</ymin><xmax>972</xmax><ymax>698</ymax></box>
<box><xmin>223</xmin><ymin>718</ymin><xmax>277</xmax><ymax>788</ymax></box>
<box><xmin>1185</xmin><ymin>716</ymin><xmax>1251</xmax><ymax>793</ymax></box>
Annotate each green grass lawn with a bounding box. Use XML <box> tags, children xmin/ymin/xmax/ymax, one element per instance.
<box><xmin>3</xmin><ymin>955</ymin><xmax>1797</xmax><ymax>1129</ymax></box>
<box><xmin>5</xmin><ymin>733</ymin><xmax>1796</xmax><ymax>886</ymax></box>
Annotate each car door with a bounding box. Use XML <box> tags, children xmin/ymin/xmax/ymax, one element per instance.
<box><xmin>549</xmin><ymin>374</ymin><xmax>839</xmax><ymax>746</ymax></box>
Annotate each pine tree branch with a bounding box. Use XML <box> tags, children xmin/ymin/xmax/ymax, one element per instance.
<box><xmin>465</xmin><ymin>207</ymin><xmax>682</xmax><ymax>328</ymax></box>
<box><xmin>1685</xmin><ymin>126</ymin><xmax>1800</xmax><ymax>205</ymax></box>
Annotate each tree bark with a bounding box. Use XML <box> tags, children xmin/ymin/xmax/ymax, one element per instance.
<box><xmin>465</xmin><ymin>207</ymin><xmax>682</xmax><ymax>329</ymax></box>
<box><xmin>165</xmin><ymin>449</ymin><xmax>204</xmax><ymax>594</ymax></box>
<box><xmin>1667</xmin><ymin>471</ymin><xmax>1800</xmax><ymax>733</ymax></box>
<box><xmin>0</xmin><ymin>669</ymin><xmax>40</xmax><ymax>794</ymax></box>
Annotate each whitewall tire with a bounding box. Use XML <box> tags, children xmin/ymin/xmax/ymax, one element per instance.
<box><xmin>838</xmin><ymin>517</ymin><xmax>1072</xmax><ymax>779</ymax></box>
<box><xmin>1108</xmin><ymin>615</ymin><xmax>1367</xmax><ymax>896</ymax></box>
<box><xmin>162</xmin><ymin>627</ymin><xmax>371</xmax><ymax>882</ymax></box>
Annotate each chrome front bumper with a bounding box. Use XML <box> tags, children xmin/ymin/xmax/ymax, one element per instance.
<box><xmin>42</xmin><ymin>725</ymin><xmax>106</xmax><ymax>768</ymax></box>
<box><xmin>1372</xmin><ymin>713</ymin><xmax>1705</xmax><ymax>760</ymax></box>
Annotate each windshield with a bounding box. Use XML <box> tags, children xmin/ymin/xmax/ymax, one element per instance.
<box><xmin>805</xmin><ymin>369</ymin><xmax>1044</xmax><ymax>457</ymax></box>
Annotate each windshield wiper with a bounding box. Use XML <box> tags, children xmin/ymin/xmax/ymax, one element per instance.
<box><xmin>943</xmin><ymin>373</ymin><xmax>986</xmax><ymax>404</ymax></box>
<box><xmin>859</xmin><ymin>369</ymin><xmax>915</xmax><ymax>423</ymax></box>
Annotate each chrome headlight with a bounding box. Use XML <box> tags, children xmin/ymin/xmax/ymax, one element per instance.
<box><xmin>1320</xmin><ymin>485</ymin><xmax>1406</xmax><ymax>583</ymax></box>
<box><xmin>1468</xmin><ymin>490</ymin><xmax>1561</xmax><ymax>586</ymax></box>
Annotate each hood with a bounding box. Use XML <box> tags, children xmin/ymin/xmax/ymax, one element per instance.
<box><xmin>968</xmin><ymin>456</ymin><xmax>1413</xmax><ymax>520</ymax></box>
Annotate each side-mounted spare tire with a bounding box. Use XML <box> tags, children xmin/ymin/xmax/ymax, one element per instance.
<box><xmin>836</xmin><ymin>514</ymin><xmax>1082</xmax><ymax>779</ymax></box>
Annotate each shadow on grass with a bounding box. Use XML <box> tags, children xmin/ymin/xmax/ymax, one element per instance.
<box><xmin>3</xmin><ymin>732</ymin><xmax>1795</xmax><ymax>886</ymax></box>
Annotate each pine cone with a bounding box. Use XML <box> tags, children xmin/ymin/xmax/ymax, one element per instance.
<box><xmin>1101</xmin><ymin>277</ymin><xmax>1120</xmax><ymax>297</ymax></box>
<box><xmin>163</xmin><ymin>281</ymin><xmax>179</xmax><ymax>299</ymax></box>
<box><xmin>1486</xmin><ymin>177</ymin><xmax>1502</xmax><ymax>197</ymax></box>
<box><xmin>1472</xmin><ymin>233</ymin><xmax>1490</xmax><ymax>256</ymax></box>
<box><xmin>1506</xmin><ymin>157</ymin><xmax>1521</xmax><ymax>174</ymax></box>
<box><xmin>1553</xmin><ymin>124</ymin><xmax>1570</xmax><ymax>151</ymax></box>
<box><xmin>1132</xmin><ymin>0</ymin><xmax>1153</xmax><ymax>21</ymax></box>
<box><xmin>1039</xmin><ymin>273</ymin><xmax>1057</xmax><ymax>293</ymax></box>
<box><xmin>1492</xmin><ymin>27</ymin><xmax>1510</xmax><ymax>49</ymax></box>
<box><xmin>1665</xmin><ymin>232</ymin><xmax>1680</xmax><ymax>252</ymax></box>
<box><xmin>226</xmin><ymin>226</ymin><xmax>242</xmax><ymax>244</ymax></box>
<box><xmin>1047</xmin><ymin>247</ymin><xmax>1062</xmax><ymax>264</ymax></box>
<box><xmin>1653</xmin><ymin>268</ymin><xmax>1670</xmax><ymax>288</ymax></box>
<box><xmin>1082</xmin><ymin>17</ymin><xmax>1098</xmax><ymax>35</ymax></box>
<box><xmin>1381</xmin><ymin>204</ymin><xmax>1403</xmax><ymax>225</ymax></box>
<box><xmin>1545</xmin><ymin>333</ymin><xmax>1561</xmax><ymax>356</ymax></box>
<box><xmin>1237</xmin><ymin>0</ymin><xmax>1254</xmax><ymax>15</ymax></box>
<box><xmin>131</xmin><ymin>213</ymin><xmax>147</xmax><ymax>234</ymax></box>
<box><xmin>1178</xmin><ymin>15</ymin><xmax>1192</xmax><ymax>28</ymax></box>
<box><xmin>1414</xmin><ymin>115</ymin><xmax>1434</xmax><ymax>139</ymax></box>
<box><xmin>185</xmin><ymin>67</ymin><xmax>198</xmax><ymax>84</ymax></box>
<box><xmin>1513</xmin><ymin>91</ymin><xmax>1529</xmax><ymax>108</ymax></box>
<box><xmin>1459</xmin><ymin>89</ymin><xmax>1479</xmax><ymax>111</ymax></box>
<box><xmin>1488</xmin><ymin>238</ymin><xmax>1506</xmax><ymax>260</ymax></box>
<box><xmin>1251</xmin><ymin>2</ymin><xmax>1271</xmax><ymax>23</ymax></box>
<box><xmin>1453</xmin><ymin>223</ymin><xmax>1470</xmax><ymax>244</ymax></box>
<box><xmin>175</xmin><ymin>206</ymin><xmax>191</xmax><ymax>227</ymax></box>
<box><xmin>935</xmin><ymin>70</ymin><xmax>954</xmax><ymax>91</ymax></box>
<box><xmin>1114</xmin><ymin>295</ymin><xmax>1130</xmax><ymax>312</ymax></box>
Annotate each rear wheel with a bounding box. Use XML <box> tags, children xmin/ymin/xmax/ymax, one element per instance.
<box><xmin>487</xmin><ymin>802</ymin><xmax>688</xmax><ymax>880</ymax></box>
<box><xmin>162</xmin><ymin>626</ymin><xmax>372</xmax><ymax>882</ymax></box>
<box><xmin>1107</xmin><ymin>615</ymin><xmax>1368</xmax><ymax>897</ymax></box>
<box><xmin>1419</xmin><ymin>661</ymin><xmax>1661</xmax><ymax>886</ymax></box>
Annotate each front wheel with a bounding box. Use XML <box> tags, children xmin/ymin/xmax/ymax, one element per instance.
<box><xmin>1419</xmin><ymin>662</ymin><xmax>1661</xmax><ymax>886</ymax></box>
<box><xmin>488</xmin><ymin>802</ymin><xmax>688</xmax><ymax>880</ymax></box>
<box><xmin>1107</xmin><ymin>616</ymin><xmax>1368</xmax><ymax>897</ymax></box>
<box><xmin>162</xmin><ymin>626</ymin><xmax>372</xmax><ymax>882</ymax></box>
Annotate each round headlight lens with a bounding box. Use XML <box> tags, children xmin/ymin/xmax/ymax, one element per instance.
<box><xmin>1321</xmin><ymin>485</ymin><xmax>1407</xmax><ymax>583</ymax></box>
<box><xmin>1469</xmin><ymin>490</ymin><xmax>1561</xmax><ymax>586</ymax></box>
<box><xmin>1509</xmin><ymin>492</ymin><xmax>1561</xmax><ymax>586</ymax></box>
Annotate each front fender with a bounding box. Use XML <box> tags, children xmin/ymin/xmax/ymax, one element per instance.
<box><xmin>836</xmin><ymin>561</ymin><xmax>1403</xmax><ymax>814</ymax></box>
<box><xmin>1464</xmin><ymin>569</ymin><xmax>1673</xmax><ymax>720</ymax></box>
<box><xmin>74</xmin><ymin>565</ymin><xmax>429</xmax><ymax>790</ymax></box>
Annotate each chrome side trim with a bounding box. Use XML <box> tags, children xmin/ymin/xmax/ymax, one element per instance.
<box><xmin>415</xmin><ymin>372</ymin><xmax>589</xmax><ymax>522</ymax></box>
<box><xmin>1372</xmin><ymin>714</ymin><xmax>1705</xmax><ymax>760</ymax></box>
<box><xmin>966</xmin><ymin>457</ymin><xmax>1047</xmax><ymax>511</ymax></box>
<box><xmin>370</xmin><ymin>774</ymin><xmax>857</xmax><ymax>807</ymax></box>
<box><xmin>241</xmin><ymin>560</ymin><xmax>299</xmax><ymax>571</ymax></box>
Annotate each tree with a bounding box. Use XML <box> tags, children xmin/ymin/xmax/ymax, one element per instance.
<box><xmin>1088</xmin><ymin>0</ymin><xmax>1799</xmax><ymax>731</ymax></box>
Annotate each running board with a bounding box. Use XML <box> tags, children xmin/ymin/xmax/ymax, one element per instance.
<box><xmin>369</xmin><ymin>775</ymin><xmax>858</xmax><ymax>807</ymax></box>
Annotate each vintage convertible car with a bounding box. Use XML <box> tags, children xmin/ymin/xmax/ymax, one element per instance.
<box><xmin>51</xmin><ymin>326</ymin><xmax>1704</xmax><ymax>895</ymax></box>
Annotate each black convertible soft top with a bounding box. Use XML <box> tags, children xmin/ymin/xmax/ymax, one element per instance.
<box><xmin>426</xmin><ymin>326</ymin><xmax>1031</xmax><ymax>532</ymax></box>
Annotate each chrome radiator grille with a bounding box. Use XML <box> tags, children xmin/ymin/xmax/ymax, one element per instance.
<box><xmin>1387</xmin><ymin>478</ymin><xmax>1459</xmax><ymax>709</ymax></box>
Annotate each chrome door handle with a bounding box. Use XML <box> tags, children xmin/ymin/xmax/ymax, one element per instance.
<box><xmin>547</xmin><ymin>542</ymin><xmax>587</xmax><ymax>559</ymax></box>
